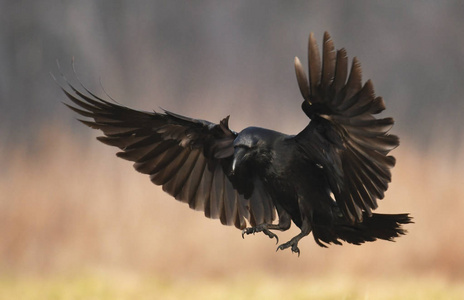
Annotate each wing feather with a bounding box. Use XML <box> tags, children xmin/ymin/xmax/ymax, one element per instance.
<box><xmin>332</xmin><ymin>49</ymin><xmax>348</xmax><ymax>103</ymax></box>
<box><xmin>294</xmin><ymin>32</ymin><xmax>399</xmax><ymax>223</ymax></box>
<box><xmin>308</xmin><ymin>33</ymin><xmax>321</xmax><ymax>97</ymax></box>
<box><xmin>164</xmin><ymin>149</ymin><xmax>202</xmax><ymax>198</ymax></box>
<box><xmin>321</xmin><ymin>31</ymin><xmax>336</xmax><ymax>91</ymax></box>
<box><xmin>343</xmin><ymin>57</ymin><xmax>363</xmax><ymax>103</ymax></box>
<box><xmin>63</xmin><ymin>83</ymin><xmax>275</xmax><ymax>229</ymax></box>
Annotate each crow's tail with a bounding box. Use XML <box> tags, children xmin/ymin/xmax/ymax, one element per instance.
<box><xmin>313</xmin><ymin>213</ymin><xmax>413</xmax><ymax>247</ymax></box>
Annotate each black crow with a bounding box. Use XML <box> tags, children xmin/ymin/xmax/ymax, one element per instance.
<box><xmin>63</xmin><ymin>32</ymin><xmax>411</xmax><ymax>255</ymax></box>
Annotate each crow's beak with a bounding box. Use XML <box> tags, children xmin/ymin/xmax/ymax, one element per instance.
<box><xmin>231</xmin><ymin>147</ymin><xmax>246</xmax><ymax>176</ymax></box>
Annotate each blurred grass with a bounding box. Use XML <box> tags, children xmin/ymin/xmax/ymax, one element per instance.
<box><xmin>0</xmin><ymin>273</ymin><xmax>463</xmax><ymax>300</ymax></box>
<box><xmin>1</xmin><ymin>124</ymin><xmax>464</xmax><ymax>295</ymax></box>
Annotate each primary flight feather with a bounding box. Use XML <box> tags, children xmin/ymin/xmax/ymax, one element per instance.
<box><xmin>63</xmin><ymin>32</ymin><xmax>411</xmax><ymax>255</ymax></box>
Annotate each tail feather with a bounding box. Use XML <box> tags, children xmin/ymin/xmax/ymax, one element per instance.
<box><xmin>313</xmin><ymin>213</ymin><xmax>413</xmax><ymax>246</ymax></box>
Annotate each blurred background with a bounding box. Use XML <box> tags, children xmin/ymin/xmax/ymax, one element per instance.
<box><xmin>1</xmin><ymin>0</ymin><xmax>464</xmax><ymax>298</ymax></box>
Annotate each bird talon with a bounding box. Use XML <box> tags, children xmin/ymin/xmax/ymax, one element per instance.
<box><xmin>276</xmin><ymin>239</ymin><xmax>301</xmax><ymax>256</ymax></box>
<box><xmin>276</xmin><ymin>244</ymin><xmax>285</xmax><ymax>252</ymax></box>
<box><xmin>241</xmin><ymin>227</ymin><xmax>256</xmax><ymax>239</ymax></box>
<box><xmin>263</xmin><ymin>229</ymin><xmax>279</xmax><ymax>244</ymax></box>
<box><xmin>241</xmin><ymin>226</ymin><xmax>280</xmax><ymax>245</ymax></box>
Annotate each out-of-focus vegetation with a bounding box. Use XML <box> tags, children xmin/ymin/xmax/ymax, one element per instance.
<box><xmin>0</xmin><ymin>273</ymin><xmax>463</xmax><ymax>300</ymax></box>
<box><xmin>2</xmin><ymin>1</ymin><xmax>464</xmax><ymax>298</ymax></box>
<box><xmin>1</xmin><ymin>126</ymin><xmax>463</xmax><ymax>280</ymax></box>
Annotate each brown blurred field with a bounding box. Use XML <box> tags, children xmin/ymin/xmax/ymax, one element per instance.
<box><xmin>1</xmin><ymin>123</ymin><xmax>464</xmax><ymax>298</ymax></box>
<box><xmin>1</xmin><ymin>273</ymin><xmax>464</xmax><ymax>300</ymax></box>
<box><xmin>2</xmin><ymin>1</ymin><xmax>464</xmax><ymax>298</ymax></box>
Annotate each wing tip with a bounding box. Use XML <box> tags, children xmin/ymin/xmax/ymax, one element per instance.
<box><xmin>294</xmin><ymin>56</ymin><xmax>311</xmax><ymax>102</ymax></box>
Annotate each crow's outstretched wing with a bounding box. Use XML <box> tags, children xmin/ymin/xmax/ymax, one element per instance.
<box><xmin>63</xmin><ymin>84</ymin><xmax>275</xmax><ymax>229</ymax></box>
<box><xmin>294</xmin><ymin>32</ymin><xmax>398</xmax><ymax>223</ymax></box>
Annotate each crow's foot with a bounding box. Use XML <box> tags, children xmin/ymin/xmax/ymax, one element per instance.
<box><xmin>241</xmin><ymin>224</ymin><xmax>279</xmax><ymax>244</ymax></box>
<box><xmin>276</xmin><ymin>238</ymin><xmax>301</xmax><ymax>257</ymax></box>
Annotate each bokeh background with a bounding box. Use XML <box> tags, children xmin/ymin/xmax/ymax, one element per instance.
<box><xmin>1</xmin><ymin>0</ymin><xmax>464</xmax><ymax>298</ymax></box>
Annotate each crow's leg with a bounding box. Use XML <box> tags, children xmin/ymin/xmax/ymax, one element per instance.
<box><xmin>241</xmin><ymin>223</ymin><xmax>279</xmax><ymax>243</ymax></box>
<box><xmin>276</xmin><ymin>218</ymin><xmax>311</xmax><ymax>257</ymax></box>
<box><xmin>242</xmin><ymin>209</ymin><xmax>291</xmax><ymax>244</ymax></box>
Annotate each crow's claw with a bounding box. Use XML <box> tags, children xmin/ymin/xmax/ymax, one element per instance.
<box><xmin>262</xmin><ymin>228</ymin><xmax>279</xmax><ymax>244</ymax></box>
<box><xmin>242</xmin><ymin>227</ymin><xmax>259</xmax><ymax>238</ymax></box>
<box><xmin>241</xmin><ymin>225</ymin><xmax>279</xmax><ymax>244</ymax></box>
<box><xmin>276</xmin><ymin>240</ymin><xmax>301</xmax><ymax>257</ymax></box>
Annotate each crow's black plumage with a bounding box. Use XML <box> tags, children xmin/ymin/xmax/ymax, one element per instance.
<box><xmin>63</xmin><ymin>32</ymin><xmax>411</xmax><ymax>255</ymax></box>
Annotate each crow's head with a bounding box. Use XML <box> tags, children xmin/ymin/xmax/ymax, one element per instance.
<box><xmin>231</xmin><ymin>127</ymin><xmax>280</xmax><ymax>176</ymax></box>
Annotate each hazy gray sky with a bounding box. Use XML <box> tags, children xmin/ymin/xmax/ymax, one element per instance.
<box><xmin>2</xmin><ymin>1</ymin><xmax>464</xmax><ymax>150</ymax></box>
